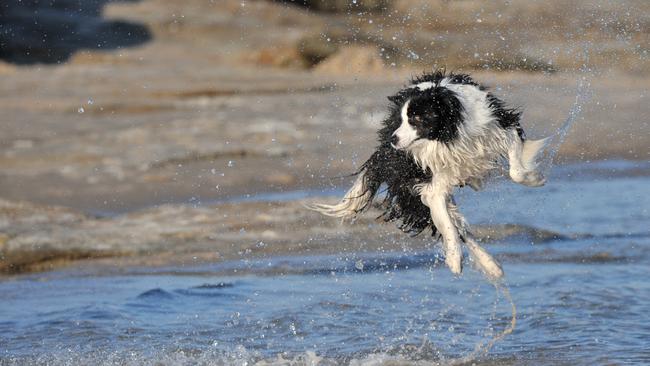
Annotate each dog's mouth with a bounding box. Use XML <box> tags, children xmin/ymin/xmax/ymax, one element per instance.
<box><xmin>391</xmin><ymin>138</ymin><xmax>421</xmax><ymax>150</ymax></box>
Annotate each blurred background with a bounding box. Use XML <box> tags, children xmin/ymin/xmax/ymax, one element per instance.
<box><xmin>1</xmin><ymin>2</ymin><xmax>650</xmax><ymax>364</ymax></box>
<box><xmin>1</xmin><ymin>0</ymin><xmax>648</xmax><ymax>217</ymax></box>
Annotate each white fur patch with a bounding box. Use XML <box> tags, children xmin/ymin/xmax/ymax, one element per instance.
<box><xmin>464</xmin><ymin>236</ymin><xmax>504</xmax><ymax>279</ymax></box>
<box><xmin>444</xmin><ymin>83</ymin><xmax>493</xmax><ymax>136</ymax></box>
<box><xmin>409</xmin><ymin>120</ymin><xmax>517</xmax><ymax>187</ymax></box>
<box><xmin>410</xmin><ymin>77</ymin><xmax>451</xmax><ymax>90</ymax></box>
<box><xmin>508</xmin><ymin>137</ymin><xmax>549</xmax><ymax>187</ymax></box>
<box><xmin>305</xmin><ymin>172</ymin><xmax>371</xmax><ymax>219</ymax></box>
<box><xmin>392</xmin><ymin>99</ymin><xmax>419</xmax><ymax>149</ymax></box>
<box><xmin>412</xmin><ymin>81</ymin><xmax>434</xmax><ymax>90</ymax></box>
<box><xmin>418</xmin><ymin>181</ymin><xmax>462</xmax><ymax>274</ymax></box>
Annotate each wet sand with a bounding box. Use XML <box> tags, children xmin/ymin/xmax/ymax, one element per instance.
<box><xmin>1</xmin><ymin>69</ymin><xmax>648</xmax><ymax>214</ymax></box>
<box><xmin>1</xmin><ymin>67</ymin><xmax>648</xmax><ymax>274</ymax></box>
<box><xmin>1</xmin><ymin>0</ymin><xmax>648</xmax><ymax>274</ymax></box>
<box><xmin>1</xmin><ymin>196</ymin><xmax>568</xmax><ymax>274</ymax></box>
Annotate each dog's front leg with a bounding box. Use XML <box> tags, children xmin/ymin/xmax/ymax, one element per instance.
<box><xmin>508</xmin><ymin>135</ymin><xmax>549</xmax><ymax>187</ymax></box>
<box><xmin>419</xmin><ymin>181</ymin><xmax>463</xmax><ymax>275</ymax></box>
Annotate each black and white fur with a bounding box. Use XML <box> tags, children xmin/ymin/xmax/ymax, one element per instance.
<box><xmin>309</xmin><ymin>71</ymin><xmax>549</xmax><ymax>279</ymax></box>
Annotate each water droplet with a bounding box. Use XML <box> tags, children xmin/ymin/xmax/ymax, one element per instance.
<box><xmin>87</xmin><ymin>98</ymin><xmax>94</xmax><ymax>105</ymax></box>
<box><xmin>227</xmin><ymin>160</ymin><xmax>234</xmax><ymax>167</ymax></box>
<box><xmin>355</xmin><ymin>260</ymin><xmax>364</xmax><ymax>271</ymax></box>
<box><xmin>408</xmin><ymin>50</ymin><xmax>420</xmax><ymax>60</ymax></box>
<box><xmin>77</xmin><ymin>107</ymin><xmax>84</xmax><ymax>114</ymax></box>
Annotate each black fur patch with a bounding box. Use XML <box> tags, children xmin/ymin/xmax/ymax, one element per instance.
<box><xmin>361</xmin><ymin>145</ymin><xmax>434</xmax><ymax>235</ymax></box>
<box><xmin>406</xmin><ymin>87</ymin><xmax>464</xmax><ymax>144</ymax></box>
<box><xmin>486</xmin><ymin>93</ymin><xmax>525</xmax><ymax>139</ymax></box>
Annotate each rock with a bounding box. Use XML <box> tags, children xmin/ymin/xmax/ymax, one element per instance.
<box><xmin>314</xmin><ymin>46</ymin><xmax>384</xmax><ymax>75</ymax></box>
<box><xmin>245</xmin><ymin>46</ymin><xmax>307</xmax><ymax>69</ymax></box>
<box><xmin>298</xmin><ymin>34</ymin><xmax>341</xmax><ymax>66</ymax></box>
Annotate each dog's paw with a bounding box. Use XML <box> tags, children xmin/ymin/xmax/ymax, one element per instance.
<box><xmin>520</xmin><ymin>170</ymin><xmax>546</xmax><ymax>187</ymax></box>
<box><xmin>444</xmin><ymin>241</ymin><xmax>463</xmax><ymax>275</ymax></box>
<box><xmin>512</xmin><ymin>169</ymin><xmax>546</xmax><ymax>187</ymax></box>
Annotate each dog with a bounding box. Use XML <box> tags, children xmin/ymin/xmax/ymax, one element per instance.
<box><xmin>308</xmin><ymin>70</ymin><xmax>549</xmax><ymax>279</ymax></box>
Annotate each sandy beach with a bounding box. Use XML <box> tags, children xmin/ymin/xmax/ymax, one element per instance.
<box><xmin>1</xmin><ymin>0</ymin><xmax>648</xmax><ymax>274</ymax></box>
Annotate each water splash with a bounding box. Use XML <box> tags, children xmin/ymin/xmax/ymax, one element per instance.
<box><xmin>452</xmin><ymin>283</ymin><xmax>517</xmax><ymax>365</ymax></box>
<box><xmin>538</xmin><ymin>76</ymin><xmax>592</xmax><ymax>177</ymax></box>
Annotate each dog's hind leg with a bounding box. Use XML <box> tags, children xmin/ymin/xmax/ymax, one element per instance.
<box><xmin>447</xmin><ymin>199</ymin><xmax>504</xmax><ymax>279</ymax></box>
<box><xmin>419</xmin><ymin>181</ymin><xmax>463</xmax><ymax>275</ymax></box>
<box><xmin>463</xmin><ymin>235</ymin><xmax>504</xmax><ymax>280</ymax></box>
<box><xmin>508</xmin><ymin>134</ymin><xmax>549</xmax><ymax>187</ymax></box>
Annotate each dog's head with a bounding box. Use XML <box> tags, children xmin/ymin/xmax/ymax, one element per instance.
<box><xmin>390</xmin><ymin>86</ymin><xmax>464</xmax><ymax>150</ymax></box>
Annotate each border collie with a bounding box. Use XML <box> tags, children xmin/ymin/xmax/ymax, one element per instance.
<box><xmin>308</xmin><ymin>71</ymin><xmax>549</xmax><ymax>279</ymax></box>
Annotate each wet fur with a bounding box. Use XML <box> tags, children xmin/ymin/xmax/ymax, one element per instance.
<box><xmin>308</xmin><ymin>70</ymin><xmax>548</xmax><ymax>277</ymax></box>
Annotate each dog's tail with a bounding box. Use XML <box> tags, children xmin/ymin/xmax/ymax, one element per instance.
<box><xmin>305</xmin><ymin>171</ymin><xmax>375</xmax><ymax>219</ymax></box>
<box><xmin>521</xmin><ymin>137</ymin><xmax>550</xmax><ymax>171</ymax></box>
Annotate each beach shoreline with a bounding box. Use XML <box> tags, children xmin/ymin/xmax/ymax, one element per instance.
<box><xmin>1</xmin><ymin>0</ymin><xmax>648</xmax><ymax>276</ymax></box>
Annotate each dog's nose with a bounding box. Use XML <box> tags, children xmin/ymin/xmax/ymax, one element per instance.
<box><xmin>390</xmin><ymin>134</ymin><xmax>399</xmax><ymax>148</ymax></box>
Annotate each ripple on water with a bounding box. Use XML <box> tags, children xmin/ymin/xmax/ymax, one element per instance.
<box><xmin>2</xmin><ymin>168</ymin><xmax>650</xmax><ymax>365</ymax></box>
<box><xmin>136</xmin><ymin>288</ymin><xmax>175</xmax><ymax>300</ymax></box>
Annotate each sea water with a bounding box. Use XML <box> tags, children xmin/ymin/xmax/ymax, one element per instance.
<box><xmin>1</xmin><ymin>161</ymin><xmax>650</xmax><ymax>365</ymax></box>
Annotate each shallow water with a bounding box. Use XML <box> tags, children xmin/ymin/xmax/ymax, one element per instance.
<box><xmin>2</xmin><ymin>161</ymin><xmax>650</xmax><ymax>365</ymax></box>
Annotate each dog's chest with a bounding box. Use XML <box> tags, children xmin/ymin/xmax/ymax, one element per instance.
<box><xmin>410</xmin><ymin>125</ymin><xmax>515</xmax><ymax>185</ymax></box>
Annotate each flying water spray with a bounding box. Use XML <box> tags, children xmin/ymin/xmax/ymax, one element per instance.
<box><xmin>537</xmin><ymin>76</ymin><xmax>592</xmax><ymax>177</ymax></box>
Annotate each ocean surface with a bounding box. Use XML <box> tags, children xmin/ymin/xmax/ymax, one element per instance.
<box><xmin>2</xmin><ymin>161</ymin><xmax>650</xmax><ymax>365</ymax></box>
